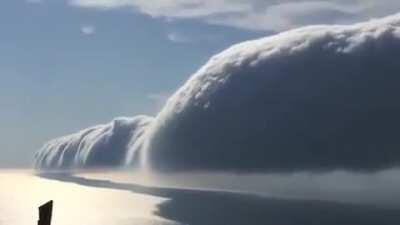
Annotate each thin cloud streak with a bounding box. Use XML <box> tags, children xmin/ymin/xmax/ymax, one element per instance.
<box><xmin>80</xmin><ymin>25</ymin><xmax>96</xmax><ymax>35</ymax></box>
<box><xmin>68</xmin><ymin>0</ymin><xmax>400</xmax><ymax>31</ymax></box>
<box><xmin>166</xmin><ymin>32</ymin><xmax>191</xmax><ymax>43</ymax></box>
<box><xmin>26</xmin><ymin>0</ymin><xmax>43</xmax><ymax>4</ymax></box>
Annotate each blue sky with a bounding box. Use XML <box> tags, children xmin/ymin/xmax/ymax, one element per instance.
<box><xmin>2</xmin><ymin>0</ymin><xmax>400</xmax><ymax>167</ymax></box>
<box><xmin>0</xmin><ymin>0</ymin><xmax>264</xmax><ymax>167</ymax></box>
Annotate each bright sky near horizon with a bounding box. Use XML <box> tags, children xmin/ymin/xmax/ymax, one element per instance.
<box><xmin>2</xmin><ymin>0</ymin><xmax>400</xmax><ymax>167</ymax></box>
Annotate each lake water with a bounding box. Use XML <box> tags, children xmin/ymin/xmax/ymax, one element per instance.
<box><xmin>2</xmin><ymin>169</ymin><xmax>400</xmax><ymax>225</ymax></box>
<box><xmin>0</xmin><ymin>170</ymin><xmax>177</xmax><ymax>225</ymax></box>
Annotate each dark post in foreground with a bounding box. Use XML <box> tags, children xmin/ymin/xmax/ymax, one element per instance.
<box><xmin>38</xmin><ymin>200</ymin><xmax>53</xmax><ymax>225</ymax></box>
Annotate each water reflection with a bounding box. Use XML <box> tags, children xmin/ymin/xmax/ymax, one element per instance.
<box><xmin>0</xmin><ymin>170</ymin><xmax>176</xmax><ymax>225</ymax></box>
<box><xmin>39</xmin><ymin>172</ymin><xmax>400</xmax><ymax>225</ymax></box>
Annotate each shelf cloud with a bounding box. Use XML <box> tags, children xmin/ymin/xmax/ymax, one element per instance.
<box><xmin>36</xmin><ymin>13</ymin><xmax>400</xmax><ymax>172</ymax></box>
<box><xmin>34</xmin><ymin>116</ymin><xmax>153</xmax><ymax>169</ymax></box>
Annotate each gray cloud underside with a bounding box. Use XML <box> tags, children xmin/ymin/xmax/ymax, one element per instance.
<box><xmin>36</xmin><ymin>13</ymin><xmax>400</xmax><ymax>172</ymax></box>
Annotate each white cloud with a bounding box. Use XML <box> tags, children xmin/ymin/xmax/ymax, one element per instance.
<box><xmin>35</xmin><ymin>13</ymin><xmax>400</xmax><ymax>172</ymax></box>
<box><xmin>69</xmin><ymin>0</ymin><xmax>250</xmax><ymax>18</ymax></box>
<box><xmin>80</xmin><ymin>25</ymin><xmax>96</xmax><ymax>35</ymax></box>
<box><xmin>35</xmin><ymin>116</ymin><xmax>153</xmax><ymax>169</ymax></box>
<box><xmin>144</xmin><ymin>12</ymin><xmax>400</xmax><ymax>172</ymax></box>
<box><xmin>68</xmin><ymin>0</ymin><xmax>400</xmax><ymax>31</ymax></box>
<box><xmin>207</xmin><ymin>1</ymin><xmax>363</xmax><ymax>31</ymax></box>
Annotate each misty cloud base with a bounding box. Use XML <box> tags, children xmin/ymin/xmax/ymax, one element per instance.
<box><xmin>35</xmin><ymin>116</ymin><xmax>152</xmax><ymax>169</ymax></box>
<box><xmin>36</xmin><ymin>13</ymin><xmax>400</xmax><ymax>172</ymax></box>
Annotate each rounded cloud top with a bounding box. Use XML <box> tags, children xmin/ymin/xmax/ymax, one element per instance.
<box><xmin>144</xmin><ymin>14</ymin><xmax>400</xmax><ymax>172</ymax></box>
<box><xmin>36</xmin><ymin>13</ymin><xmax>400</xmax><ymax>172</ymax></box>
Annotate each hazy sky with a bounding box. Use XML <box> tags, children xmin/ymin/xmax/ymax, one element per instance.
<box><xmin>2</xmin><ymin>0</ymin><xmax>400</xmax><ymax>167</ymax></box>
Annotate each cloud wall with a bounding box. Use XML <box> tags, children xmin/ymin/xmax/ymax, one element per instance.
<box><xmin>143</xmin><ymin>13</ymin><xmax>400</xmax><ymax>172</ymax></box>
<box><xmin>34</xmin><ymin>116</ymin><xmax>153</xmax><ymax>169</ymax></box>
<box><xmin>36</xmin><ymin>13</ymin><xmax>400</xmax><ymax>172</ymax></box>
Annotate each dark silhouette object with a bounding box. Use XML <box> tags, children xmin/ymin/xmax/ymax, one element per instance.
<box><xmin>38</xmin><ymin>200</ymin><xmax>53</xmax><ymax>225</ymax></box>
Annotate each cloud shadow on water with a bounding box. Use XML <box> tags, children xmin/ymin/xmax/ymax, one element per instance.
<box><xmin>38</xmin><ymin>172</ymin><xmax>400</xmax><ymax>225</ymax></box>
